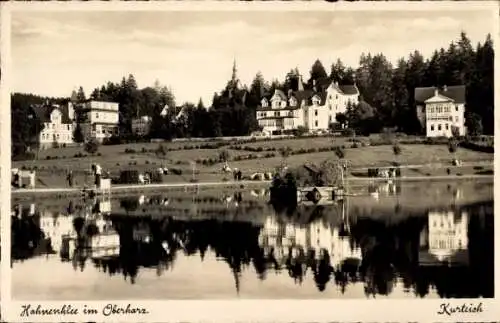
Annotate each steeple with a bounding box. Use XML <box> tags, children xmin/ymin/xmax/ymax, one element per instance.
<box><xmin>231</xmin><ymin>58</ymin><xmax>238</xmax><ymax>87</ymax></box>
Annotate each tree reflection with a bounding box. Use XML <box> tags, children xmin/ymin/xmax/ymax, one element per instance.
<box><xmin>11</xmin><ymin>196</ymin><xmax>494</xmax><ymax>299</ymax></box>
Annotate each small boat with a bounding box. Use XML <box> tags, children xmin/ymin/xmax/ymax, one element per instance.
<box><xmin>297</xmin><ymin>186</ymin><xmax>345</xmax><ymax>205</ymax></box>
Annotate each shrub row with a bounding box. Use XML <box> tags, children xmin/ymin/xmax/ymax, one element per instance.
<box><xmin>45</xmin><ymin>153</ymin><xmax>102</xmax><ymax>160</ymax></box>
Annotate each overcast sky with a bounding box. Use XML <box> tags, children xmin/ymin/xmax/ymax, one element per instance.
<box><xmin>11</xmin><ymin>9</ymin><xmax>494</xmax><ymax>106</ymax></box>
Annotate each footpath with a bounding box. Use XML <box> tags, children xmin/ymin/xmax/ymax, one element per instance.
<box><xmin>11</xmin><ymin>173</ymin><xmax>493</xmax><ymax>196</ymax></box>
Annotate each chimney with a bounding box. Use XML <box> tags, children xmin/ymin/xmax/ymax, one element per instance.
<box><xmin>443</xmin><ymin>85</ymin><xmax>448</xmax><ymax>92</ymax></box>
<box><xmin>288</xmin><ymin>89</ymin><xmax>293</xmax><ymax>98</ymax></box>
<box><xmin>434</xmin><ymin>88</ymin><xmax>439</xmax><ymax>97</ymax></box>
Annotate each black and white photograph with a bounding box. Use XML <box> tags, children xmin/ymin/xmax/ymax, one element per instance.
<box><xmin>2</xmin><ymin>1</ymin><xmax>498</xmax><ymax>321</ymax></box>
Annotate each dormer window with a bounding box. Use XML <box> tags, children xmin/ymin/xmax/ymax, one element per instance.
<box><xmin>281</xmin><ymin>101</ymin><xmax>286</xmax><ymax>108</ymax></box>
<box><xmin>312</xmin><ymin>96</ymin><xmax>320</xmax><ymax>106</ymax></box>
<box><xmin>261</xmin><ymin>99</ymin><xmax>268</xmax><ymax>108</ymax></box>
<box><xmin>289</xmin><ymin>98</ymin><xmax>297</xmax><ymax>107</ymax></box>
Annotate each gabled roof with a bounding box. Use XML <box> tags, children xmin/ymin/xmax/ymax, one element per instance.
<box><xmin>271</xmin><ymin>89</ymin><xmax>287</xmax><ymax>101</ymax></box>
<box><xmin>424</xmin><ymin>93</ymin><xmax>454</xmax><ymax>104</ymax></box>
<box><xmin>414</xmin><ymin>85</ymin><xmax>466</xmax><ymax>104</ymax></box>
<box><xmin>339</xmin><ymin>84</ymin><xmax>359</xmax><ymax>95</ymax></box>
<box><xmin>329</xmin><ymin>82</ymin><xmax>359</xmax><ymax>96</ymax></box>
<box><xmin>30</xmin><ymin>104</ymin><xmax>73</xmax><ymax>124</ymax></box>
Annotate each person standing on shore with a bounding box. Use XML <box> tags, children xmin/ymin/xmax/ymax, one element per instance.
<box><xmin>95</xmin><ymin>163</ymin><xmax>102</xmax><ymax>186</ymax></box>
<box><xmin>67</xmin><ymin>170</ymin><xmax>74</xmax><ymax>187</ymax></box>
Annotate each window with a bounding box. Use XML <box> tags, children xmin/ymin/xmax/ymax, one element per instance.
<box><xmin>455</xmin><ymin>116</ymin><xmax>459</xmax><ymax>122</ymax></box>
<box><xmin>336</xmin><ymin>95</ymin><xmax>338</xmax><ymax>99</ymax></box>
<box><xmin>445</xmin><ymin>124</ymin><xmax>449</xmax><ymax>130</ymax></box>
<box><xmin>455</xmin><ymin>105</ymin><xmax>459</xmax><ymax>111</ymax></box>
<box><xmin>431</xmin><ymin>125</ymin><xmax>434</xmax><ymax>131</ymax></box>
<box><xmin>96</xmin><ymin>113</ymin><xmax>99</xmax><ymax>119</ymax></box>
<box><xmin>438</xmin><ymin>124</ymin><xmax>442</xmax><ymax>131</ymax></box>
<box><xmin>315</xmin><ymin>121</ymin><xmax>318</xmax><ymax>127</ymax></box>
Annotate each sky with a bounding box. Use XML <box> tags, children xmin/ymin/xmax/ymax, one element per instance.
<box><xmin>11</xmin><ymin>9</ymin><xmax>495</xmax><ymax>106</ymax></box>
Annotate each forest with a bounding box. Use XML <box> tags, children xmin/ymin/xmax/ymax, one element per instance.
<box><xmin>11</xmin><ymin>32</ymin><xmax>493</xmax><ymax>157</ymax></box>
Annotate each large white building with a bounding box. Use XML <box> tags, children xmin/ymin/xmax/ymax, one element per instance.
<box><xmin>256</xmin><ymin>78</ymin><xmax>359</xmax><ymax>134</ymax></box>
<box><xmin>80</xmin><ymin>100</ymin><xmax>120</xmax><ymax>142</ymax></box>
<box><xmin>415</xmin><ymin>85</ymin><xmax>466</xmax><ymax>137</ymax></box>
<box><xmin>30</xmin><ymin>103</ymin><xmax>75</xmax><ymax>149</ymax></box>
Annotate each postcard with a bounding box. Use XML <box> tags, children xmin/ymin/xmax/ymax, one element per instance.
<box><xmin>1</xmin><ymin>0</ymin><xmax>499</xmax><ymax>322</ymax></box>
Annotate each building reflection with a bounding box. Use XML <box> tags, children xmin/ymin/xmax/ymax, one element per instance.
<box><xmin>10</xmin><ymin>190</ymin><xmax>493</xmax><ymax>299</ymax></box>
<box><xmin>418</xmin><ymin>210</ymin><xmax>469</xmax><ymax>266</ymax></box>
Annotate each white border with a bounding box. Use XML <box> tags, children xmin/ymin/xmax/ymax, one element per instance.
<box><xmin>1</xmin><ymin>1</ymin><xmax>499</xmax><ymax>322</ymax></box>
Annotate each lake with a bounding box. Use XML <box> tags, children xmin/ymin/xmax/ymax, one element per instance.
<box><xmin>11</xmin><ymin>180</ymin><xmax>494</xmax><ymax>300</ymax></box>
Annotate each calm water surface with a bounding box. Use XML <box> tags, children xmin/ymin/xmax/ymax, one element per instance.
<box><xmin>11</xmin><ymin>181</ymin><xmax>494</xmax><ymax>300</ymax></box>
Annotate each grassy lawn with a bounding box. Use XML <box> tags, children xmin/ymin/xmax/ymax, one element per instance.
<box><xmin>230</xmin><ymin>136</ymin><xmax>344</xmax><ymax>151</ymax></box>
<box><xmin>12</xmin><ymin>137</ymin><xmax>493</xmax><ymax>189</ymax></box>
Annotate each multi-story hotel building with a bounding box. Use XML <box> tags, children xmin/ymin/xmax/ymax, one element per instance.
<box><xmin>256</xmin><ymin>77</ymin><xmax>359</xmax><ymax>134</ymax></box>
<box><xmin>415</xmin><ymin>85</ymin><xmax>466</xmax><ymax>137</ymax></box>
<box><xmin>80</xmin><ymin>100</ymin><xmax>120</xmax><ymax>142</ymax></box>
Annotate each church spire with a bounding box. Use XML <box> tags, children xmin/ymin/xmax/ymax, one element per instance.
<box><xmin>231</xmin><ymin>58</ymin><xmax>238</xmax><ymax>85</ymax></box>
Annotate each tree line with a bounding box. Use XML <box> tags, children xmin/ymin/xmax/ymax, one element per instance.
<box><xmin>11</xmin><ymin>32</ymin><xmax>493</xmax><ymax>157</ymax></box>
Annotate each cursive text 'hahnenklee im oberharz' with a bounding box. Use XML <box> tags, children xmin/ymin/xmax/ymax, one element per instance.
<box><xmin>20</xmin><ymin>304</ymin><xmax>149</xmax><ymax>317</ymax></box>
<box><xmin>437</xmin><ymin>302</ymin><xmax>484</xmax><ymax>316</ymax></box>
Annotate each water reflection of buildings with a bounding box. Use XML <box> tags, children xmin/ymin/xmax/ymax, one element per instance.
<box><xmin>368</xmin><ymin>182</ymin><xmax>400</xmax><ymax>200</ymax></box>
<box><xmin>419</xmin><ymin>210</ymin><xmax>469</xmax><ymax>266</ymax></box>
<box><xmin>30</xmin><ymin>197</ymin><xmax>121</xmax><ymax>263</ymax></box>
<box><xmin>258</xmin><ymin>201</ymin><xmax>362</xmax><ymax>274</ymax></box>
<box><xmin>12</xmin><ymin>191</ymin><xmax>493</xmax><ymax>298</ymax></box>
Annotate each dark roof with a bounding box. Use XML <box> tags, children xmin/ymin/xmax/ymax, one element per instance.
<box><xmin>258</xmin><ymin>81</ymin><xmax>358</xmax><ymax>109</ymax></box>
<box><xmin>256</xmin><ymin>106</ymin><xmax>301</xmax><ymax>112</ymax></box>
<box><xmin>293</xmin><ymin>90</ymin><xmax>314</xmax><ymax>104</ymax></box>
<box><xmin>339</xmin><ymin>85</ymin><xmax>359</xmax><ymax>95</ymax></box>
<box><xmin>30</xmin><ymin>104</ymin><xmax>73</xmax><ymax>124</ymax></box>
<box><xmin>414</xmin><ymin>85</ymin><xmax>466</xmax><ymax>104</ymax></box>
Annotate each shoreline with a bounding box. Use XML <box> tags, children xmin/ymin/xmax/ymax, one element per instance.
<box><xmin>11</xmin><ymin>174</ymin><xmax>493</xmax><ymax>196</ymax></box>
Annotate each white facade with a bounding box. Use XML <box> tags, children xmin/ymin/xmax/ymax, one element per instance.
<box><xmin>415</xmin><ymin>87</ymin><xmax>466</xmax><ymax>138</ymax></box>
<box><xmin>256</xmin><ymin>81</ymin><xmax>359</xmax><ymax>133</ymax></box>
<box><xmin>132</xmin><ymin>116</ymin><xmax>152</xmax><ymax>136</ymax></box>
<box><xmin>38</xmin><ymin>106</ymin><xmax>74</xmax><ymax>148</ymax></box>
<box><xmin>427</xmin><ymin>211</ymin><xmax>468</xmax><ymax>260</ymax></box>
<box><xmin>89</xmin><ymin>232</ymin><xmax>120</xmax><ymax>258</ymax></box>
<box><xmin>81</xmin><ymin>100</ymin><xmax>120</xmax><ymax>142</ymax></box>
<box><xmin>326</xmin><ymin>82</ymin><xmax>359</xmax><ymax>116</ymax></box>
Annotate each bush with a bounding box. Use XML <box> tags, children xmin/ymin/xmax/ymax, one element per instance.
<box><xmin>393</xmin><ymin>144</ymin><xmax>402</xmax><ymax>156</ymax></box>
<box><xmin>334</xmin><ymin>146</ymin><xmax>345</xmax><ymax>159</ymax></box>
<box><xmin>171</xmin><ymin>168</ymin><xmax>183</xmax><ymax>175</ymax></box>
<box><xmin>119</xmin><ymin>170</ymin><xmax>140</xmax><ymax>184</ymax></box>
<box><xmin>84</xmin><ymin>139</ymin><xmax>99</xmax><ymax>155</ymax></box>
<box><xmin>448</xmin><ymin>140</ymin><xmax>458</xmax><ymax>154</ymax></box>
<box><xmin>149</xmin><ymin>171</ymin><xmax>163</xmax><ymax>183</ymax></box>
